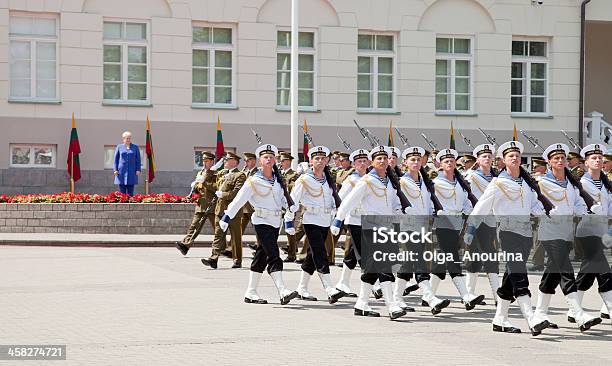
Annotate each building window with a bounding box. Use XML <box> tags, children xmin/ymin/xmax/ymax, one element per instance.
<box><xmin>10</xmin><ymin>144</ymin><xmax>56</xmax><ymax>168</ymax></box>
<box><xmin>192</xmin><ymin>25</ymin><xmax>235</xmax><ymax>106</ymax></box>
<box><xmin>194</xmin><ymin>147</ymin><xmax>235</xmax><ymax>169</ymax></box>
<box><xmin>104</xmin><ymin>145</ymin><xmax>145</xmax><ymax>169</ymax></box>
<box><xmin>8</xmin><ymin>14</ymin><xmax>59</xmax><ymax>101</ymax></box>
<box><xmin>276</xmin><ymin>30</ymin><xmax>316</xmax><ymax>109</ymax></box>
<box><xmin>511</xmin><ymin>40</ymin><xmax>548</xmax><ymax>114</ymax></box>
<box><xmin>435</xmin><ymin>37</ymin><xmax>473</xmax><ymax>113</ymax></box>
<box><xmin>103</xmin><ymin>21</ymin><xmax>149</xmax><ymax>104</ymax></box>
<box><xmin>357</xmin><ymin>33</ymin><xmax>395</xmax><ymax>111</ymax></box>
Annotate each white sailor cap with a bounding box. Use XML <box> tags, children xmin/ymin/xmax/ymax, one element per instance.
<box><xmin>435</xmin><ymin>148</ymin><xmax>458</xmax><ymax>163</ymax></box>
<box><xmin>580</xmin><ymin>143</ymin><xmax>607</xmax><ymax>158</ymax></box>
<box><xmin>542</xmin><ymin>143</ymin><xmax>569</xmax><ymax>161</ymax></box>
<box><xmin>368</xmin><ymin>145</ymin><xmax>392</xmax><ymax>160</ymax></box>
<box><xmin>402</xmin><ymin>146</ymin><xmax>425</xmax><ymax>159</ymax></box>
<box><xmin>498</xmin><ymin>141</ymin><xmax>524</xmax><ymax>157</ymax></box>
<box><xmin>473</xmin><ymin>143</ymin><xmax>495</xmax><ymax>158</ymax></box>
<box><xmin>388</xmin><ymin>146</ymin><xmax>401</xmax><ymax>159</ymax></box>
<box><xmin>308</xmin><ymin>145</ymin><xmax>330</xmax><ymax>159</ymax></box>
<box><xmin>349</xmin><ymin>148</ymin><xmax>369</xmax><ymax>162</ymax></box>
<box><xmin>255</xmin><ymin>144</ymin><xmax>278</xmax><ymax>157</ymax></box>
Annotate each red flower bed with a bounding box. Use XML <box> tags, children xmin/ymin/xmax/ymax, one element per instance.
<box><xmin>0</xmin><ymin>192</ymin><xmax>199</xmax><ymax>204</ymax></box>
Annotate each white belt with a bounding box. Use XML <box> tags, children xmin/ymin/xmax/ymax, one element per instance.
<box><xmin>254</xmin><ymin>207</ymin><xmax>282</xmax><ymax>217</ymax></box>
<box><xmin>350</xmin><ymin>208</ymin><xmax>365</xmax><ymax>216</ymax></box>
<box><xmin>304</xmin><ymin>206</ymin><xmax>334</xmax><ymax>214</ymax></box>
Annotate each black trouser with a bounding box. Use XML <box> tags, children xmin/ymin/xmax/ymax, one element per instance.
<box><xmin>575</xmin><ymin>236</ymin><xmax>612</xmax><ymax>293</ymax></box>
<box><xmin>342</xmin><ymin>235</ymin><xmax>358</xmax><ymax>270</ymax></box>
<box><xmin>348</xmin><ymin>225</ymin><xmax>395</xmax><ymax>285</ymax></box>
<box><xmin>432</xmin><ymin>228</ymin><xmax>463</xmax><ymax>280</ymax></box>
<box><xmin>538</xmin><ymin>239</ymin><xmax>578</xmax><ymax>295</ymax></box>
<box><xmin>251</xmin><ymin>224</ymin><xmax>283</xmax><ymax>274</ymax></box>
<box><xmin>497</xmin><ymin>231</ymin><xmax>533</xmax><ymax>301</ymax></box>
<box><xmin>396</xmin><ymin>233</ymin><xmax>431</xmax><ymax>283</ymax></box>
<box><xmin>302</xmin><ymin>224</ymin><xmax>331</xmax><ymax>275</ymax></box>
<box><xmin>465</xmin><ymin>224</ymin><xmax>499</xmax><ymax>274</ymax></box>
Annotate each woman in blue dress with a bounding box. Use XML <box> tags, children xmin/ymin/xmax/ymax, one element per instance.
<box><xmin>113</xmin><ymin>131</ymin><xmax>141</xmax><ymax>196</ymax></box>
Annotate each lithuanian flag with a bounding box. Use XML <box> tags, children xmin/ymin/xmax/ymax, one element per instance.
<box><xmin>146</xmin><ymin>116</ymin><xmax>156</xmax><ymax>183</ymax></box>
<box><xmin>215</xmin><ymin>116</ymin><xmax>225</xmax><ymax>161</ymax></box>
<box><xmin>388</xmin><ymin>121</ymin><xmax>394</xmax><ymax>146</ymax></box>
<box><xmin>303</xmin><ymin>119</ymin><xmax>310</xmax><ymax>162</ymax></box>
<box><xmin>449</xmin><ymin>121</ymin><xmax>456</xmax><ymax>149</ymax></box>
<box><xmin>67</xmin><ymin>113</ymin><xmax>81</xmax><ymax>182</ymax></box>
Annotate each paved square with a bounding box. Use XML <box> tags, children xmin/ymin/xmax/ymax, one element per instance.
<box><xmin>0</xmin><ymin>246</ymin><xmax>610</xmax><ymax>365</ymax></box>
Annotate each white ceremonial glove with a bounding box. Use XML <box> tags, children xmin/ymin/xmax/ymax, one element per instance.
<box><xmin>463</xmin><ymin>225</ymin><xmax>476</xmax><ymax>246</ymax></box>
<box><xmin>210</xmin><ymin>158</ymin><xmax>225</xmax><ymax>171</ymax></box>
<box><xmin>190</xmin><ymin>181</ymin><xmax>197</xmax><ymax>189</ymax></box>
<box><xmin>330</xmin><ymin>219</ymin><xmax>343</xmax><ymax>236</ymax></box>
<box><xmin>589</xmin><ymin>203</ymin><xmax>603</xmax><ymax>215</ymax></box>
<box><xmin>195</xmin><ymin>174</ymin><xmax>205</xmax><ymax>183</ymax></box>
<box><xmin>402</xmin><ymin>206</ymin><xmax>415</xmax><ymax>215</ymax></box>
<box><xmin>215</xmin><ymin>191</ymin><xmax>223</xmax><ymax>198</ymax></box>
<box><xmin>288</xmin><ymin>204</ymin><xmax>299</xmax><ymax>214</ymax></box>
<box><xmin>284</xmin><ymin>221</ymin><xmax>296</xmax><ymax>236</ymax></box>
<box><xmin>603</xmin><ymin>227</ymin><xmax>612</xmax><ymax>248</ymax></box>
<box><xmin>437</xmin><ymin>210</ymin><xmax>457</xmax><ymax>216</ymax></box>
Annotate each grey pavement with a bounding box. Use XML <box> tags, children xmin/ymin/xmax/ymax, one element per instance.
<box><xmin>0</xmin><ymin>245</ymin><xmax>610</xmax><ymax>366</ymax></box>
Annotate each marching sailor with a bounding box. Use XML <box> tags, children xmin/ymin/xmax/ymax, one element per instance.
<box><xmin>574</xmin><ymin>143</ymin><xmax>612</xmax><ymax>324</ymax></box>
<box><xmin>334</xmin><ymin>148</ymin><xmax>370</xmax><ymax>297</ymax></box>
<box><xmin>464</xmin><ymin>144</ymin><xmax>500</xmax><ymax>304</ymax></box>
<box><xmin>330</xmin><ymin>146</ymin><xmax>408</xmax><ymax>320</ymax></box>
<box><xmin>431</xmin><ymin>148</ymin><xmax>485</xmax><ymax>310</ymax></box>
<box><xmin>397</xmin><ymin>146</ymin><xmax>451</xmax><ymax>315</ymax></box>
<box><xmin>533</xmin><ymin>143</ymin><xmax>602</xmax><ymax>332</ymax></box>
<box><xmin>284</xmin><ymin>146</ymin><xmax>346</xmax><ymax>304</ymax></box>
<box><xmin>465</xmin><ymin>141</ymin><xmax>550</xmax><ymax>335</ymax></box>
<box><xmin>218</xmin><ymin>144</ymin><xmax>298</xmax><ymax>305</ymax></box>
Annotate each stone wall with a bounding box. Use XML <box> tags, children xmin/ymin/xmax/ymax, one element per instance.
<box><xmin>0</xmin><ymin>203</ymin><xmax>253</xmax><ymax>235</ymax></box>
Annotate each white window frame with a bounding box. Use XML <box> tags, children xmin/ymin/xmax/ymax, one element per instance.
<box><xmin>102</xmin><ymin>18</ymin><xmax>151</xmax><ymax>106</ymax></box>
<box><xmin>356</xmin><ymin>31</ymin><xmax>397</xmax><ymax>113</ymax></box>
<box><xmin>435</xmin><ymin>35</ymin><xmax>475</xmax><ymax>115</ymax></box>
<box><xmin>9</xmin><ymin>144</ymin><xmax>57</xmax><ymax>168</ymax></box>
<box><xmin>8</xmin><ymin>12</ymin><xmax>60</xmax><ymax>103</ymax></box>
<box><xmin>511</xmin><ymin>38</ymin><xmax>550</xmax><ymax>117</ymax></box>
<box><xmin>191</xmin><ymin>23</ymin><xmax>237</xmax><ymax>109</ymax></box>
<box><xmin>275</xmin><ymin>28</ymin><xmax>318</xmax><ymax>112</ymax></box>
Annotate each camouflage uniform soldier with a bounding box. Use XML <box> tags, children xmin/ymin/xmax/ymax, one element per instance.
<box><xmin>202</xmin><ymin>152</ymin><xmax>247</xmax><ymax>269</ymax></box>
<box><xmin>568</xmin><ymin>151</ymin><xmax>585</xmax><ymax>178</ymax></box>
<box><xmin>176</xmin><ymin>151</ymin><xmax>218</xmax><ymax>255</ymax></box>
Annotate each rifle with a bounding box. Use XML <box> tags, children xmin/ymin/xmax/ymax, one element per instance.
<box><xmin>337</xmin><ymin>133</ymin><xmax>351</xmax><ymax>150</ymax></box>
<box><xmin>386</xmin><ymin>165</ymin><xmax>412</xmax><ymax>211</ymax></box>
<box><xmin>419</xmin><ymin>167</ymin><xmax>444</xmax><ymax>213</ymax></box>
<box><xmin>323</xmin><ymin>165</ymin><xmax>342</xmax><ymax>208</ymax></box>
<box><xmin>353</xmin><ymin>119</ymin><xmax>381</xmax><ymax>148</ymax></box>
<box><xmin>273</xmin><ymin>163</ymin><xmax>295</xmax><ymax>208</ymax></box>
<box><xmin>421</xmin><ymin>133</ymin><xmax>438</xmax><ymax>151</ymax></box>
<box><xmin>477</xmin><ymin>128</ymin><xmax>498</xmax><ymax>149</ymax></box>
<box><xmin>251</xmin><ymin>128</ymin><xmax>262</xmax><ymax>144</ymax></box>
<box><xmin>395</xmin><ymin>127</ymin><xmax>410</xmax><ymax>146</ymax></box>
<box><xmin>561</xmin><ymin>130</ymin><xmax>581</xmax><ymax>151</ymax></box>
<box><xmin>458</xmin><ymin>129</ymin><xmax>473</xmax><ymax>148</ymax></box>
<box><xmin>454</xmin><ymin>168</ymin><xmax>479</xmax><ymax>206</ymax></box>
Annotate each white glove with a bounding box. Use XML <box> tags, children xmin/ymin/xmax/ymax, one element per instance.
<box><xmin>402</xmin><ymin>206</ymin><xmax>414</xmax><ymax>215</ymax></box>
<box><xmin>190</xmin><ymin>181</ymin><xmax>197</xmax><ymax>189</ymax></box>
<box><xmin>219</xmin><ymin>214</ymin><xmax>230</xmax><ymax>232</ymax></box>
<box><xmin>285</xmin><ymin>221</ymin><xmax>296</xmax><ymax>236</ymax></box>
<box><xmin>463</xmin><ymin>225</ymin><xmax>476</xmax><ymax>246</ymax></box>
<box><xmin>195</xmin><ymin>174</ymin><xmax>205</xmax><ymax>183</ymax></box>
<box><xmin>589</xmin><ymin>203</ymin><xmax>603</xmax><ymax>215</ymax></box>
<box><xmin>215</xmin><ymin>191</ymin><xmax>223</xmax><ymax>198</ymax></box>
<box><xmin>211</xmin><ymin>158</ymin><xmax>225</xmax><ymax>171</ymax></box>
<box><xmin>288</xmin><ymin>204</ymin><xmax>299</xmax><ymax>214</ymax></box>
<box><xmin>330</xmin><ymin>219</ymin><xmax>343</xmax><ymax>236</ymax></box>
<box><xmin>437</xmin><ymin>210</ymin><xmax>453</xmax><ymax>216</ymax></box>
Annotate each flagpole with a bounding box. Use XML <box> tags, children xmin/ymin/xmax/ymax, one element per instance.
<box><xmin>145</xmin><ymin>178</ymin><xmax>149</xmax><ymax>195</ymax></box>
<box><xmin>70</xmin><ymin>152</ymin><xmax>74</xmax><ymax>194</ymax></box>
<box><xmin>290</xmin><ymin>0</ymin><xmax>299</xmax><ymax>170</ymax></box>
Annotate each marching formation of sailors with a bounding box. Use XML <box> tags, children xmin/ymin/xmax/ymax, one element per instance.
<box><xmin>177</xmin><ymin>138</ymin><xmax>612</xmax><ymax>336</ymax></box>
